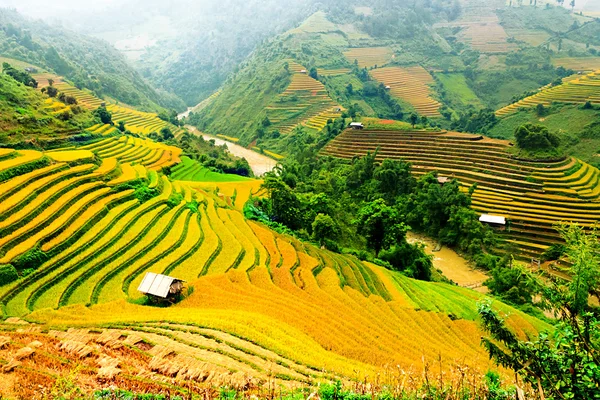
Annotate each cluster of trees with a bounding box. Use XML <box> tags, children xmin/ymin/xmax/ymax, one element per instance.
<box><xmin>175</xmin><ymin>132</ymin><xmax>253</xmax><ymax>177</ymax></box>
<box><xmin>515</xmin><ymin>123</ymin><xmax>561</xmax><ymax>152</ymax></box>
<box><xmin>480</xmin><ymin>224</ymin><xmax>600</xmax><ymax>399</ymax></box>
<box><xmin>246</xmin><ymin>118</ymin><xmax>495</xmax><ymax>280</ymax></box>
<box><xmin>1</xmin><ymin>62</ymin><xmax>37</xmax><ymax>88</ymax></box>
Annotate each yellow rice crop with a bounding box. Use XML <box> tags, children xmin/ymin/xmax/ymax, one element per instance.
<box><xmin>27</xmin><ymin>200</ymin><xmax>141</xmax><ymax>310</ymax></box>
<box><xmin>0</xmin><ymin>186</ymin><xmax>112</xmax><ymax>264</ymax></box>
<box><xmin>137</xmin><ymin>212</ymin><xmax>203</xmax><ymax>289</ymax></box>
<box><xmin>248</xmin><ymin>221</ymin><xmax>280</xmax><ymax>269</ymax></box>
<box><xmin>133</xmin><ymin>164</ymin><xmax>148</xmax><ymax>180</ymax></box>
<box><xmin>0</xmin><ymin>182</ymin><xmax>105</xmax><ymax>252</ymax></box>
<box><xmin>0</xmin><ymin>164</ymin><xmax>66</xmax><ymax>208</ymax></box>
<box><xmin>228</xmin><ymin>211</ymin><xmax>268</xmax><ymax>269</ymax></box>
<box><xmin>108</xmin><ymin>163</ymin><xmax>137</xmax><ymax>186</ymax></box>
<box><xmin>0</xmin><ymin>150</ymin><xmax>43</xmax><ymax>174</ymax></box>
<box><xmin>202</xmin><ymin>198</ymin><xmax>241</xmax><ymax>275</ymax></box>
<box><xmin>67</xmin><ymin>204</ymin><xmax>170</xmax><ymax>306</ymax></box>
<box><xmin>94</xmin><ymin>158</ymin><xmax>119</xmax><ymax>176</ymax></box>
<box><xmin>0</xmin><ymin>169</ymin><xmax>97</xmax><ymax>230</ymax></box>
<box><xmin>217</xmin><ymin>208</ymin><xmax>255</xmax><ymax>272</ymax></box>
<box><xmin>97</xmin><ymin>205</ymin><xmax>189</xmax><ymax>304</ymax></box>
<box><xmin>171</xmin><ymin>206</ymin><xmax>219</xmax><ymax>281</ymax></box>
<box><xmin>45</xmin><ymin>150</ymin><xmax>95</xmax><ymax>162</ymax></box>
<box><xmin>41</xmin><ymin>190</ymin><xmax>135</xmax><ymax>253</ymax></box>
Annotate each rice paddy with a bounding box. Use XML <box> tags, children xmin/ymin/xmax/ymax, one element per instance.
<box><xmin>371</xmin><ymin>66</ymin><xmax>442</xmax><ymax>117</ymax></box>
<box><xmin>321</xmin><ymin>126</ymin><xmax>600</xmax><ymax>261</ymax></box>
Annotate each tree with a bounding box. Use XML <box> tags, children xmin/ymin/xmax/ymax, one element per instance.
<box><xmin>409</xmin><ymin>112</ymin><xmax>419</xmax><ymax>128</ymax></box>
<box><xmin>535</xmin><ymin>103</ymin><xmax>546</xmax><ymax>117</ymax></box>
<box><xmin>160</xmin><ymin>127</ymin><xmax>174</xmax><ymax>141</ymax></box>
<box><xmin>514</xmin><ymin>123</ymin><xmax>560</xmax><ymax>151</ymax></box>
<box><xmin>46</xmin><ymin>86</ymin><xmax>58</xmax><ymax>98</ymax></box>
<box><xmin>479</xmin><ymin>224</ymin><xmax>600</xmax><ymax>400</ymax></box>
<box><xmin>312</xmin><ymin>214</ymin><xmax>338</xmax><ymax>246</ymax></box>
<box><xmin>355</xmin><ymin>199</ymin><xmax>408</xmax><ymax>257</ymax></box>
<box><xmin>420</xmin><ymin>115</ymin><xmax>428</xmax><ymax>127</ymax></box>
<box><xmin>93</xmin><ymin>106</ymin><xmax>112</xmax><ymax>125</ymax></box>
<box><xmin>309</xmin><ymin>67</ymin><xmax>318</xmax><ymax>80</ymax></box>
<box><xmin>261</xmin><ymin>175</ymin><xmax>303</xmax><ymax>230</ymax></box>
<box><xmin>346</xmin><ymin>83</ymin><xmax>354</xmax><ymax>95</ymax></box>
<box><xmin>117</xmin><ymin>121</ymin><xmax>126</xmax><ymax>132</ymax></box>
<box><xmin>484</xmin><ymin>260</ymin><xmax>541</xmax><ymax>305</ymax></box>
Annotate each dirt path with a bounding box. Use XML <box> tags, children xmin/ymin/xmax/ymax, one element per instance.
<box><xmin>185</xmin><ymin>125</ymin><xmax>277</xmax><ymax>177</ymax></box>
<box><xmin>407</xmin><ymin>232</ymin><xmax>489</xmax><ymax>292</ymax></box>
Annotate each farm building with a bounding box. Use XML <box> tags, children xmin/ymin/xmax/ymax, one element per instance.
<box><xmin>479</xmin><ymin>214</ymin><xmax>506</xmax><ymax>229</ymax></box>
<box><xmin>137</xmin><ymin>272</ymin><xmax>185</xmax><ymax>301</ymax></box>
<box><xmin>437</xmin><ymin>177</ymin><xmax>450</xmax><ymax>185</ymax></box>
<box><xmin>350</xmin><ymin>122</ymin><xmax>364</xmax><ymax>130</ymax></box>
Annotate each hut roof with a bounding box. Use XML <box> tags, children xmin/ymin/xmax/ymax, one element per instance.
<box><xmin>137</xmin><ymin>272</ymin><xmax>184</xmax><ymax>298</ymax></box>
<box><xmin>479</xmin><ymin>214</ymin><xmax>506</xmax><ymax>225</ymax></box>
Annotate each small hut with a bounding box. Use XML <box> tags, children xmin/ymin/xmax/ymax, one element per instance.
<box><xmin>479</xmin><ymin>214</ymin><xmax>507</xmax><ymax>230</ymax></box>
<box><xmin>350</xmin><ymin>122</ymin><xmax>364</xmax><ymax>130</ymax></box>
<box><xmin>137</xmin><ymin>272</ymin><xmax>185</xmax><ymax>303</ymax></box>
<box><xmin>437</xmin><ymin>177</ymin><xmax>450</xmax><ymax>185</ymax></box>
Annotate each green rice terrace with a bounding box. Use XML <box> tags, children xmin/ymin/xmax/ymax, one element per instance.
<box><xmin>322</xmin><ymin>127</ymin><xmax>600</xmax><ymax>262</ymax></box>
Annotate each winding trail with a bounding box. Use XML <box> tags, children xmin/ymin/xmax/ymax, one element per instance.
<box><xmin>185</xmin><ymin>125</ymin><xmax>277</xmax><ymax>177</ymax></box>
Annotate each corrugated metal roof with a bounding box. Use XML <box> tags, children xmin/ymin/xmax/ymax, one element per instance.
<box><xmin>479</xmin><ymin>214</ymin><xmax>506</xmax><ymax>225</ymax></box>
<box><xmin>137</xmin><ymin>272</ymin><xmax>182</xmax><ymax>298</ymax></box>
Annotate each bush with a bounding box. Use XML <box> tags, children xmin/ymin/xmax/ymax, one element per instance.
<box><xmin>0</xmin><ymin>264</ymin><xmax>18</xmax><ymax>286</ymax></box>
<box><xmin>12</xmin><ymin>248</ymin><xmax>48</xmax><ymax>272</ymax></box>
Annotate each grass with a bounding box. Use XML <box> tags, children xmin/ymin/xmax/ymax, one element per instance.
<box><xmin>435</xmin><ymin>72</ymin><xmax>484</xmax><ymax>109</ymax></box>
<box><xmin>489</xmin><ymin>105</ymin><xmax>600</xmax><ymax>164</ymax></box>
<box><xmin>170</xmin><ymin>156</ymin><xmax>251</xmax><ymax>182</ymax></box>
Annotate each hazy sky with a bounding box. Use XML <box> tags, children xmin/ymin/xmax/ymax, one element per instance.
<box><xmin>1</xmin><ymin>0</ymin><xmax>122</xmax><ymax>19</ymax></box>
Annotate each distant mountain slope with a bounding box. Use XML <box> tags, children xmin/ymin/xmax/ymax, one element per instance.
<box><xmin>0</xmin><ymin>8</ymin><xmax>185</xmax><ymax>112</ymax></box>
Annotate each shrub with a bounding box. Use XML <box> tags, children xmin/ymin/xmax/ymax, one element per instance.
<box><xmin>12</xmin><ymin>248</ymin><xmax>48</xmax><ymax>272</ymax></box>
<box><xmin>0</xmin><ymin>264</ymin><xmax>18</xmax><ymax>286</ymax></box>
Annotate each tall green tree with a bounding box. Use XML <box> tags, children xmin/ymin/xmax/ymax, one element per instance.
<box><xmin>479</xmin><ymin>224</ymin><xmax>600</xmax><ymax>399</ymax></box>
<box><xmin>355</xmin><ymin>199</ymin><xmax>408</xmax><ymax>257</ymax></box>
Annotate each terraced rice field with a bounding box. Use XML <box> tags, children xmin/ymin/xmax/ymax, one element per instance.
<box><xmin>0</xmin><ymin>145</ymin><xmax>548</xmax><ymax>393</ymax></box>
<box><xmin>505</xmin><ymin>29</ymin><xmax>551</xmax><ymax>47</ymax></box>
<box><xmin>107</xmin><ymin>104</ymin><xmax>185</xmax><ymax>136</ymax></box>
<box><xmin>33</xmin><ymin>73</ymin><xmax>104</xmax><ymax>110</ymax></box>
<box><xmin>79</xmin><ymin>136</ymin><xmax>182</xmax><ymax>171</ymax></box>
<box><xmin>371</xmin><ymin>66</ymin><xmax>442</xmax><ymax>117</ymax></box>
<box><xmin>496</xmin><ymin>70</ymin><xmax>600</xmax><ymax>116</ymax></box>
<box><xmin>319</xmin><ymin>68</ymin><xmax>351</xmax><ymax>76</ymax></box>
<box><xmin>457</xmin><ymin>21</ymin><xmax>517</xmax><ymax>53</ymax></box>
<box><xmin>322</xmin><ymin>128</ymin><xmax>600</xmax><ymax>260</ymax></box>
<box><xmin>343</xmin><ymin>47</ymin><xmax>394</xmax><ymax>69</ymax></box>
<box><xmin>31</xmin><ymin>72</ymin><xmax>184</xmax><ymax>137</ymax></box>
<box><xmin>289</xmin><ymin>11</ymin><xmax>338</xmax><ymax>34</ymax></box>
<box><xmin>266</xmin><ymin>61</ymin><xmax>342</xmax><ymax>133</ymax></box>
<box><xmin>552</xmin><ymin>57</ymin><xmax>600</xmax><ymax>72</ymax></box>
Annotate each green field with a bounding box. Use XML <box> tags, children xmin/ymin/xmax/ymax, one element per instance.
<box><xmin>435</xmin><ymin>72</ymin><xmax>484</xmax><ymax>110</ymax></box>
<box><xmin>489</xmin><ymin>105</ymin><xmax>600</xmax><ymax>164</ymax></box>
<box><xmin>170</xmin><ymin>156</ymin><xmax>252</xmax><ymax>182</ymax></box>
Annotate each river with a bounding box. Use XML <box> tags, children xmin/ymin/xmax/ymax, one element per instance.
<box><xmin>185</xmin><ymin>125</ymin><xmax>277</xmax><ymax>177</ymax></box>
<box><xmin>406</xmin><ymin>232</ymin><xmax>489</xmax><ymax>292</ymax></box>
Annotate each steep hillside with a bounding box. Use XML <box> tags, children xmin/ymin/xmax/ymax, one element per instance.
<box><xmin>0</xmin><ymin>146</ymin><xmax>549</xmax><ymax>398</ymax></box>
<box><xmin>0</xmin><ymin>65</ymin><xmax>95</xmax><ymax>145</ymax></box>
<box><xmin>0</xmin><ymin>8</ymin><xmax>184</xmax><ymax>112</ymax></box>
<box><xmin>322</xmin><ymin>125</ymin><xmax>600</xmax><ymax>262</ymax></box>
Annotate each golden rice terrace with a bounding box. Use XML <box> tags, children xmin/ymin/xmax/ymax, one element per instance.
<box><xmin>322</xmin><ymin>128</ymin><xmax>600</xmax><ymax>261</ymax></box>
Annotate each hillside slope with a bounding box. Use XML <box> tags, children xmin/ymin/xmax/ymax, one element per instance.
<box><xmin>0</xmin><ymin>8</ymin><xmax>184</xmax><ymax>112</ymax></box>
<box><xmin>0</xmin><ymin>147</ymin><xmax>548</xmax><ymax>397</ymax></box>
